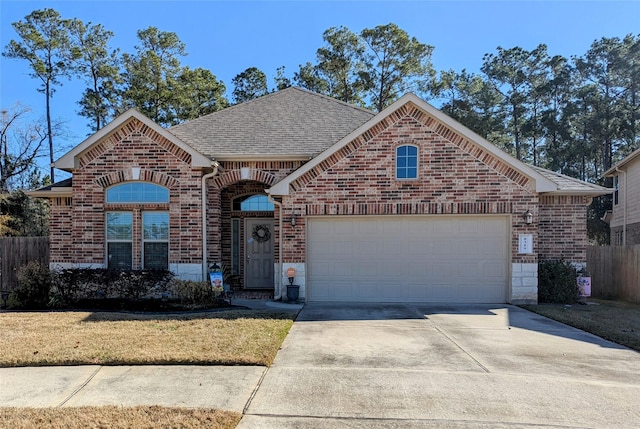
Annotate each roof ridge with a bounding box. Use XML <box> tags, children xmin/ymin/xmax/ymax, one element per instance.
<box><xmin>169</xmin><ymin>87</ymin><xmax>374</xmax><ymax>131</ymax></box>
<box><xmin>286</xmin><ymin>86</ymin><xmax>375</xmax><ymax>115</ymax></box>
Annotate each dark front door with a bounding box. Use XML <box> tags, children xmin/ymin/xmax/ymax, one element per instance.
<box><xmin>244</xmin><ymin>218</ymin><xmax>274</xmax><ymax>289</ymax></box>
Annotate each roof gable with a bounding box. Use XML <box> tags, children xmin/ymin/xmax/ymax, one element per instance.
<box><xmin>168</xmin><ymin>87</ymin><xmax>375</xmax><ymax>160</ymax></box>
<box><xmin>55</xmin><ymin>109</ymin><xmax>212</xmax><ymax>171</ymax></box>
<box><xmin>270</xmin><ymin>93</ymin><xmax>562</xmax><ymax>196</ymax></box>
<box><xmin>603</xmin><ymin>146</ymin><xmax>640</xmax><ymax>177</ymax></box>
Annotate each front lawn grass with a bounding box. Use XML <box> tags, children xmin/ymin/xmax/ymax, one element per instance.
<box><xmin>0</xmin><ymin>310</ymin><xmax>295</xmax><ymax>367</ymax></box>
<box><xmin>0</xmin><ymin>406</ymin><xmax>241</xmax><ymax>429</ymax></box>
<box><xmin>521</xmin><ymin>299</ymin><xmax>640</xmax><ymax>352</ymax></box>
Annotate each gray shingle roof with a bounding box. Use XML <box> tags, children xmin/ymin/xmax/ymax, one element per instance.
<box><xmin>530</xmin><ymin>166</ymin><xmax>611</xmax><ymax>195</ymax></box>
<box><xmin>168</xmin><ymin>87</ymin><xmax>375</xmax><ymax>159</ymax></box>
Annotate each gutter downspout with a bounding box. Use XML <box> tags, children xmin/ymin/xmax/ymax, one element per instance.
<box><xmin>615</xmin><ymin>167</ymin><xmax>627</xmax><ymax>245</ymax></box>
<box><xmin>202</xmin><ymin>161</ymin><xmax>220</xmax><ymax>279</ymax></box>
<box><xmin>267</xmin><ymin>192</ymin><xmax>283</xmax><ymax>300</ymax></box>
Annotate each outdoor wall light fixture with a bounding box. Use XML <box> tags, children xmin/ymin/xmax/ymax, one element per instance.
<box><xmin>522</xmin><ymin>209</ymin><xmax>533</xmax><ymax>225</ymax></box>
<box><xmin>289</xmin><ymin>213</ymin><xmax>297</xmax><ymax>227</ymax></box>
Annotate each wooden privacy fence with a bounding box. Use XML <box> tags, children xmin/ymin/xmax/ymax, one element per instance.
<box><xmin>0</xmin><ymin>237</ymin><xmax>49</xmax><ymax>292</ymax></box>
<box><xmin>587</xmin><ymin>245</ymin><xmax>640</xmax><ymax>304</ymax></box>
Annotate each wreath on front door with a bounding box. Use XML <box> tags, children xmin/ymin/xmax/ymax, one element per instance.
<box><xmin>252</xmin><ymin>224</ymin><xmax>271</xmax><ymax>243</ymax></box>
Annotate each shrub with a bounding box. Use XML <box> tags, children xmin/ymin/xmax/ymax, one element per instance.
<box><xmin>538</xmin><ymin>260</ymin><xmax>580</xmax><ymax>304</ymax></box>
<box><xmin>11</xmin><ymin>261</ymin><xmax>51</xmax><ymax>309</ymax></box>
<box><xmin>170</xmin><ymin>280</ymin><xmax>221</xmax><ymax>306</ymax></box>
<box><xmin>111</xmin><ymin>270</ymin><xmax>174</xmax><ymax>300</ymax></box>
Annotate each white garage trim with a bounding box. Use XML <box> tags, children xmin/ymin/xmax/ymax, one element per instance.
<box><xmin>306</xmin><ymin>215</ymin><xmax>510</xmax><ymax>303</ymax></box>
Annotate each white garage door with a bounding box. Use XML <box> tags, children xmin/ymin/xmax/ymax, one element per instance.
<box><xmin>307</xmin><ymin>216</ymin><xmax>508</xmax><ymax>303</ymax></box>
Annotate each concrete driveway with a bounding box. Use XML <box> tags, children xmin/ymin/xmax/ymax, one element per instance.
<box><xmin>240</xmin><ymin>303</ymin><xmax>640</xmax><ymax>428</ymax></box>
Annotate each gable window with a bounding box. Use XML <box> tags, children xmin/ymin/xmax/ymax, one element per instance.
<box><xmin>106</xmin><ymin>182</ymin><xmax>169</xmax><ymax>203</ymax></box>
<box><xmin>396</xmin><ymin>145</ymin><xmax>418</xmax><ymax>179</ymax></box>
<box><xmin>232</xmin><ymin>194</ymin><xmax>274</xmax><ymax>211</ymax></box>
<box><xmin>106</xmin><ymin>212</ymin><xmax>133</xmax><ymax>270</ymax></box>
<box><xmin>614</xmin><ymin>175</ymin><xmax>619</xmax><ymax>205</ymax></box>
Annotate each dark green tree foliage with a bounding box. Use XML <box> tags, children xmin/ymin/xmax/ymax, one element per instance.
<box><xmin>538</xmin><ymin>55</ymin><xmax>578</xmax><ymax>176</ymax></box>
<box><xmin>574</xmin><ymin>35</ymin><xmax>640</xmax><ymax>175</ymax></box>
<box><xmin>434</xmin><ymin>69</ymin><xmax>506</xmax><ymax>144</ymax></box>
<box><xmin>294</xmin><ymin>61</ymin><xmax>329</xmax><ymax>94</ymax></box>
<box><xmin>232</xmin><ymin>67</ymin><xmax>269</xmax><ymax>104</ymax></box>
<box><xmin>274</xmin><ymin>66</ymin><xmax>292</xmax><ymax>91</ymax></box>
<box><xmin>122</xmin><ymin>27</ymin><xmax>187</xmax><ymax>126</ymax></box>
<box><xmin>315</xmin><ymin>26</ymin><xmax>366</xmax><ymax>105</ymax></box>
<box><xmin>481</xmin><ymin>45</ymin><xmax>550</xmax><ymax>162</ymax></box>
<box><xmin>2</xmin><ymin>8</ymin><xmax>77</xmax><ymax>182</ymax></box>
<box><xmin>0</xmin><ymin>189</ymin><xmax>49</xmax><ymax>237</ymax></box>
<box><xmin>175</xmin><ymin>67</ymin><xmax>228</xmax><ymax>120</ymax></box>
<box><xmin>69</xmin><ymin>19</ymin><xmax>122</xmax><ymax>132</ymax></box>
<box><xmin>360</xmin><ymin>23</ymin><xmax>435</xmax><ymax>112</ymax></box>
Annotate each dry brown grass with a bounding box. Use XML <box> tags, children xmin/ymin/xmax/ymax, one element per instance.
<box><xmin>0</xmin><ymin>310</ymin><xmax>294</xmax><ymax>367</ymax></box>
<box><xmin>0</xmin><ymin>406</ymin><xmax>241</xmax><ymax>429</ymax></box>
<box><xmin>521</xmin><ymin>299</ymin><xmax>640</xmax><ymax>351</ymax></box>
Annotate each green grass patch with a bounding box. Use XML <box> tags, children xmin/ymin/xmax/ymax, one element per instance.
<box><xmin>521</xmin><ymin>299</ymin><xmax>640</xmax><ymax>351</ymax></box>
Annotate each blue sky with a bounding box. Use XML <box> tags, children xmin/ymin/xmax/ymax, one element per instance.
<box><xmin>1</xmin><ymin>0</ymin><xmax>639</xmax><ymax>166</ymax></box>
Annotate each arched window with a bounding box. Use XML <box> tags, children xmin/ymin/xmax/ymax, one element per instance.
<box><xmin>396</xmin><ymin>145</ymin><xmax>418</xmax><ymax>179</ymax></box>
<box><xmin>106</xmin><ymin>182</ymin><xmax>169</xmax><ymax>203</ymax></box>
<box><xmin>105</xmin><ymin>183</ymin><xmax>169</xmax><ymax>270</ymax></box>
<box><xmin>232</xmin><ymin>194</ymin><xmax>274</xmax><ymax>211</ymax></box>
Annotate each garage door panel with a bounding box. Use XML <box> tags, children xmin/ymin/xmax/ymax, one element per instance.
<box><xmin>307</xmin><ymin>216</ymin><xmax>507</xmax><ymax>303</ymax></box>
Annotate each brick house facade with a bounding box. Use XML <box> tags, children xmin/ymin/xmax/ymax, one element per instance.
<box><xmin>33</xmin><ymin>88</ymin><xmax>610</xmax><ymax>304</ymax></box>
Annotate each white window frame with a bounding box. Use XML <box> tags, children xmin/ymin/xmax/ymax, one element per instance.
<box><xmin>142</xmin><ymin>211</ymin><xmax>169</xmax><ymax>270</ymax></box>
<box><xmin>396</xmin><ymin>144</ymin><xmax>419</xmax><ymax>180</ymax></box>
<box><xmin>106</xmin><ymin>211</ymin><xmax>133</xmax><ymax>270</ymax></box>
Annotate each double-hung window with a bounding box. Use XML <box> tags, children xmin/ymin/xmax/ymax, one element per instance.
<box><xmin>396</xmin><ymin>145</ymin><xmax>418</xmax><ymax>179</ymax></box>
<box><xmin>106</xmin><ymin>212</ymin><xmax>133</xmax><ymax>270</ymax></box>
<box><xmin>143</xmin><ymin>212</ymin><xmax>169</xmax><ymax>270</ymax></box>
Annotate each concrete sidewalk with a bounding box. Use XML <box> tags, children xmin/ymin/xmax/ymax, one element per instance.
<box><xmin>0</xmin><ymin>365</ymin><xmax>264</xmax><ymax>411</ymax></box>
<box><xmin>0</xmin><ymin>299</ymin><xmax>302</xmax><ymax>412</ymax></box>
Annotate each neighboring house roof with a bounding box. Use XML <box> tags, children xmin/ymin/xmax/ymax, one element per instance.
<box><xmin>530</xmin><ymin>166</ymin><xmax>611</xmax><ymax>196</ymax></box>
<box><xmin>270</xmin><ymin>93</ymin><xmax>568</xmax><ymax>196</ymax></box>
<box><xmin>168</xmin><ymin>87</ymin><xmax>375</xmax><ymax>161</ymax></box>
<box><xmin>55</xmin><ymin>109</ymin><xmax>213</xmax><ymax>171</ymax></box>
<box><xmin>603</xmin><ymin>146</ymin><xmax>640</xmax><ymax>177</ymax></box>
